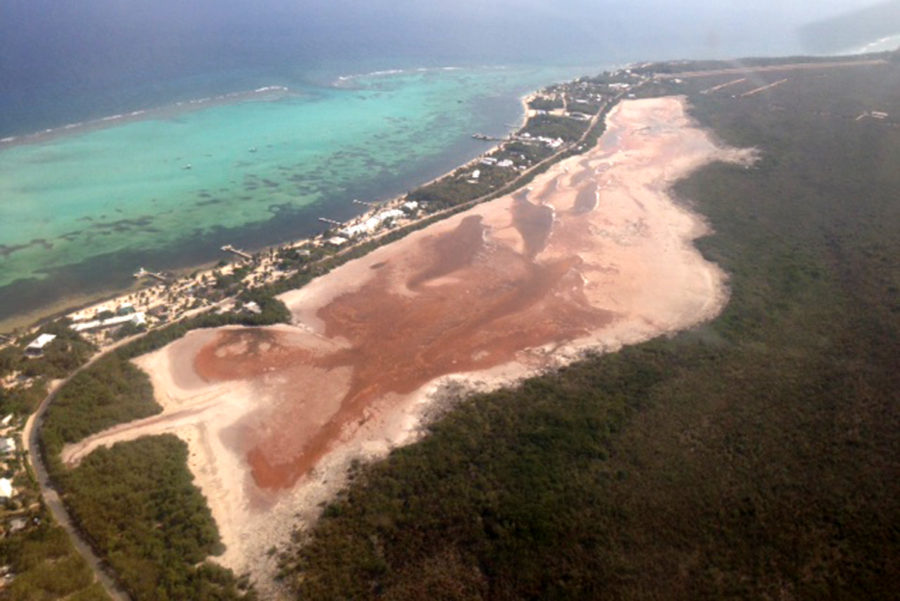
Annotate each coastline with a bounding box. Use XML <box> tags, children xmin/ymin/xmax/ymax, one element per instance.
<box><xmin>0</xmin><ymin>84</ymin><xmax>548</xmax><ymax>336</ymax></box>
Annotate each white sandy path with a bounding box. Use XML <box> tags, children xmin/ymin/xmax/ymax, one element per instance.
<box><xmin>60</xmin><ymin>96</ymin><xmax>755</xmax><ymax>598</ymax></box>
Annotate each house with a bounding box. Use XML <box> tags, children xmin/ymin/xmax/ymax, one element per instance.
<box><xmin>24</xmin><ymin>334</ymin><xmax>56</xmax><ymax>357</ymax></box>
<box><xmin>7</xmin><ymin>518</ymin><xmax>27</xmax><ymax>534</ymax></box>
<box><xmin>377</xmin><ymin>209</ymin><xmax>404</xmax><ymax>222</ymax></box>
<box><xmin>0</xmin><ymin>438</ymin><xmax>14</xmax><ymax>454</ymax></box>
<box><xmin>536</xmin><ymin>136</ymin><xmax>564</xmax><ymax>149</ymax></box>
<box><xmin>0</xmin><ymin>479</ymin><xmax>12</xmax><ymax>500</ymax></box>
<box><xmin>338</xmin><ymin>210</ymin><xmax>404</xmax><ymax>239</ymax></box>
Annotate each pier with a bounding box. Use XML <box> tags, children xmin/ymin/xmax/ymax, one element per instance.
<box><xmin>472</xmin><ymin>133</ymin><xmax>503</xmax><ymax>141</ymax></box>
<box><xmin>221</xmin><ymin>244</ymin><xmax>252</xmax><ymax>261</ymax></box>
<box><xmin>352</xmin><ymin>199</ymin><xmax>379</xmax><ymax>208</ymax></box>
<box><xmin>133</xmin><ymin>267</ymin><xmax>167</xmax><ymax>283</ymax></box>
<box><xmin>318</xmin><ymin>217</ymin><xmax>343</xmax><ymax>227</ymax></box>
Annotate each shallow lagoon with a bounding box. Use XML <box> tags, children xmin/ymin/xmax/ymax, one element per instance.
<box><xmin>0</xmin><ymin>64</ymin><xmax>586</xmax><ymax>326</ymax></box>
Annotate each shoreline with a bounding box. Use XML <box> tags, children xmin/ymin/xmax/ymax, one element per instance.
<box><xmin>0</xmin><ymin>84</ymin><xmax>557</xmax><ymax>336</ymax></box>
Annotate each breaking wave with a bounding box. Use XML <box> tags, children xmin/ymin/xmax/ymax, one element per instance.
<box><xmin>333</xmin><ymin>65</ymin><xmax>464</xmax><ymax>87</ymax></box>
<box><xmin>0</xmin><ymin>86</ymin><xmax>291</xmax><ymax>148</ymax></box>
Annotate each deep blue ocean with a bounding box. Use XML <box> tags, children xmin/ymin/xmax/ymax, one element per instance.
<box><xmin>1</xmin><ymin>0</ymin><xmax>858</xmax><ymax>138</ymax></box>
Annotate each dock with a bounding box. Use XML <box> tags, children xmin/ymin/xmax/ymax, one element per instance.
<box><xmin>133</xmin><ymin>267</ymin><xmax>167</xmax><ymax>283</ymax></box>
<box><xmin>352</xmin><ymin>199</ymin><xmax>379</xmax><ymax>208</ymax></box>
<box><xmin>221</xmin><ymin>244</ymin><xmax>252</xmax><ymax>261</ymax></box>
<box><xmin>472</xmin><ymin>133</ymin><xmax>502</xmax><ymax>141</ymax></box>
<box><xmin>318</xmin><ymin>217</ymin><xmax>343</xmax><ymax>227</ymax></box>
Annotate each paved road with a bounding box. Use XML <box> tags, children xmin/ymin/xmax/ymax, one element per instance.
<box><xmin>22</xmin><ymin>342</ymin><xmax>137</xmax><ymax>601</ymax></box>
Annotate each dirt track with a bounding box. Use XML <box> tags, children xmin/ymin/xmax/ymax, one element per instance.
<box><xmin>657</xmin><ymin>58</ymin><xmax>887</xmax><ymax>79</ymax></box>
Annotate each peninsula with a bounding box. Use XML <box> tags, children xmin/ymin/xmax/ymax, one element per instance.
<box><xmin>1</xmin><ymin>51</ymin><xmax>898</xmax><ymax>600</ymax></box>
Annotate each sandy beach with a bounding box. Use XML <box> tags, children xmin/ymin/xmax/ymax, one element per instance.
<box><xmin>60</xmin><ymin>96</ymin><xmax>754</xmax><ymax>596</ymax></box>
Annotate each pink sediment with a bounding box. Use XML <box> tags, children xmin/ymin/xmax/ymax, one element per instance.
<box><xmin>61</xmin><ymin>97</ymin><xmax>755</xmax><ymax>588</ymax></box>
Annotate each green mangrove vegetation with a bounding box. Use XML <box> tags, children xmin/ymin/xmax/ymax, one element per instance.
<box><xmin>61</xmin><ymin>436</ymin><xmax>254</xmax><ymax>601</ymax></box>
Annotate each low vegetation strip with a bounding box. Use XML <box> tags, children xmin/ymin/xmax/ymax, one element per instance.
<box><xmin>277</xmin><ymin>60</ymin><xmax>900</xmax><ymax>599</ymax></box>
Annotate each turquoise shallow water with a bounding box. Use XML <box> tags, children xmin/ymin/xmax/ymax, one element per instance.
<box><xmin>0</xmin><ymin>64</ymin><xmax>588</xmax><ymax>324</ymax></box>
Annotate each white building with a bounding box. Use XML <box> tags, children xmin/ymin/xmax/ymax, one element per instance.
<box><xmin>339</xmin><ymin>209</ymin><xmax>404</xmax><ymax>239</ymax></box>
<box><xmin>72</xmin><ymin>312</ymin><xmax>146</xmax><ymax>333</ymax></box>
<box><xmin>0</xmin><ymin>438</ymin><xmax>14</xmax><ymax>454</ymax></box>
<box><xmin>25</xmin><ymin>334</ymin><xmax>57</xmax><ymax>357</ymax></box>
<box><xmin>536</xmin><ymin>136</ymin><xmax>564</xmax><ymax>149</ymax></box>
<box><xmin>378</xmin><ymin>209</ymin><xmax>404</xmax><ymax>221</ymax></box>
<box><xmin>0</xmin><ymin>478</ymin><xmax>12</xmax><ymax>500</ymax></box>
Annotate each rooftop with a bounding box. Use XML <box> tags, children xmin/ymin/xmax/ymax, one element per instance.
<box><xmin>25</xmin><ymin>333</ymin><xmax>57</xmax><ymax>351</ymax></box>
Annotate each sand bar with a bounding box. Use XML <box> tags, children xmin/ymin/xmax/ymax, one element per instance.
<box><xmin>60</xmin><ymin>96</ymin><xmax>754</xmax><ymax>596</ymax></box>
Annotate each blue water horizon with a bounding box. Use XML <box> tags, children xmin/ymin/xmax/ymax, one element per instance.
<box><xmin>1</xmin><ymin>0</ymin><xmax>838</xmax><ymax>138</ymax></box>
